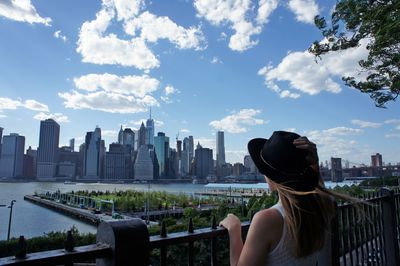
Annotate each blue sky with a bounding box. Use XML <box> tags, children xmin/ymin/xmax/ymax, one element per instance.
<box><xmin>0</xmin><ymin>0</ymin><xmax>399</xmax><ymax>166</ymax></box>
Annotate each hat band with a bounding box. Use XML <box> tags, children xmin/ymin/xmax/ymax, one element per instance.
<box><xmin>260</xmin><ymin>150</ymin><xmax>307</xmax><ymax>177</ymax></box>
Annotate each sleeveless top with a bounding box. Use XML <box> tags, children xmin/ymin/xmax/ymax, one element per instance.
<box><xmin>266</xmin><ymin>201</ymin><xmax>331</xmax><ymax>265</ymax></box>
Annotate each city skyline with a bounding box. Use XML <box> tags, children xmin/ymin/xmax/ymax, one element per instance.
<box><xmin>0</xmin><ymin>0</ymin><xmax>399</xmax><ymax>165</ymax></box>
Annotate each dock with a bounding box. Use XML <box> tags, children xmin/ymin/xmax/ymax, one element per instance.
<box><xmin>24</xmin><ymin>195</ymin><xmax>105</xmax><ymax>225</ymax></box>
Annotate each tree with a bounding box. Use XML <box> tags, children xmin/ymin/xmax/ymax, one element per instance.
<box><xmin>309</xmin><ymin>0</ymin><xmax>399</xmax><ymax>107</ymax></box>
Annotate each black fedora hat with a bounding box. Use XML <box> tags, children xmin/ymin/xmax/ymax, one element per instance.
<box><xmin>248</xmin><ymin>131</ymin><xmax>318</xmax><ymax>191</ymax></box>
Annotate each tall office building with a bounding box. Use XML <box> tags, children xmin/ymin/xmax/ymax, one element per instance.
<box><xmin>137</xmin><ymin>122</ymin><xmax>146</xmax><ymax>148</ymax></box>
<box><xmin>371</xmin><ymin>153</ymin><xmax>383</xmax><ymax>167</ymax></box>
<box><xmin>37</xmin><ymin>119</ymin><xmax>60</xmax><ymax>179</ymax></box>
<box><xmin>83</xmin><ymin>127</ymin><xmax>105</xmax><ymax>180</ymax></box>
<box><xmin>134</xmin><ymin>145</ymin><xmax>154</xmax><ymax>180</ymax></box>
<box><xmin>181</xmin><ymin>137</ymin><xmax>190</xmax><ymax>176</ymax></box>
<box><xmin>154</xmin><ymin>132</ymin><xmax>169</xmax><ymax>178</ymax></box>
<box><xmin>216</xmin><ymin>131</ymin><xmax>225</xmax><ymax>166</ymax></box>
<box><xmin>0</xmin><ymin>133</ymin><xmax>25</xmax><ymax>178</ymax></box>
<box><xmin>146</xmin><ymin>111</ymin><xmax>154</xmax><ymax>146</ymax></box>
<box><xmin>194</xmin><ymin>142</ymin><xmax>213</xmax><ymax>180</ymax></box>
<box><xmin>123</xmin><ymin>128</ymin><xmax>135</xmax><ymax>148</ymax></box>
<box><xmin>105</xmin><ymin>143</ymin><xmax>128</xmax><ymax>180</ymax></box>
<box><xmin>24</xmin><ymin>146</ymin><xmax>37</xmax><ymax>178</ymax></box>
<box><xmin>118</xmin><ymin>125</ymin><xmax>123</xmax><ymax>144</ymax></box>
<box><xmin>0</xmin><ymin>127</ymin><xmax>3</xmax><ymax>158</ymax></box>
<box><xmin>244</xmin><ymin>155</ymin><xmax>257</xmax><ymax>174</ymax></box>
<box><xmin>69</xmin><ymin>138</ymin><xmax>75</xmax><ymax>151</ymax></box>
<box><xmin>331</xmin><ymin>157</ymin><xmax>343</xmax><ymax>182</ymax></box>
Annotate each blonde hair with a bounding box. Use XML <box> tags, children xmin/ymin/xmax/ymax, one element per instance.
<box><xmin>270</xmin><ymin>177</ymin><xmax>362</xmax><ymax>258</ymax></box>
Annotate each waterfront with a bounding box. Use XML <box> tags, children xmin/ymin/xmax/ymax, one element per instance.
<box><xmin>0</xmin><ymin>182</ymin><xmax>205</xmax><ymax>241</ymax></box>
<box><xmin>0</xmin><ymin>180</ymin><xmax>360</xmax><ymax>241</ymax></box>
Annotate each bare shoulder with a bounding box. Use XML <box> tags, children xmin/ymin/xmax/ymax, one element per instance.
<box><xmin>251</xmin><ymin>207</ymin><xmax>284</xmax><ymax>252</ymax></box>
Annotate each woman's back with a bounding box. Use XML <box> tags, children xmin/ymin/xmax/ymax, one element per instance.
<box><xmin>266</xmin><ymin>201</ymin><xmax>329</xmax><ymax>265</ymax></box>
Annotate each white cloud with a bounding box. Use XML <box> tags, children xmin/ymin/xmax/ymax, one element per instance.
<box><xmin>226</xmin><ymin>150</ymin><xmax>247</xmax><ymax>163</ymax></box>
<box><xmin>77</xmin><ymin>0</ymin><xmax>205</xmax><ymax>70</ymax></box>
<box><xmin>211</xmin><ymin>56</ymin><xmax>222</xmax><ymax>64</ymax></box>
<box><xmin>305</xmin><ymin>127</ymin><xmax>367</xmax><ymax>162</ymax></box>
<box><xmin>258</xmin><ymin>38</ymin><xmax>369</xmax><ymax>98</ymax></box>
<box><xmin>58</xmin><ymin>90</ymin><xmax>159</xmax><ymax>114</ymax></box>
<box><xmin>0</xmin><ymin>97</ymin><xmax>48</xmax><ymax>112</ymax></box>
<box><xmin>351</xmin><ymin>119</ymin><xmax>382</xmax><ymax>128</ymax></box>
<box><xmin>124</xmin><ymin>11</ymin><xmax>206</xmax><ymax>50</ymax></box>
<box><xmin>161</xmin><ymin>85</ymin><xmax>179</xmax><ymax>104</ymax></box>
<box><xmin>385</xmin><ymin>133</ymin><xmax>400</xmax><ymax>138</ymax></box>
<box><xmin>0</xmin><ymin>0</ymin><xmax>51</xmax><ymax>25</ymax></box>
<box><xmin>194</xmin><ymin>137</ymin><xmax>215</xmax><ymax>150</ymax></box>
<box><xmin>194</xmin><ymin>0</ymin><xmax>278</xmax><ymax>52</ymax></box>
<box><xmin>73</xmin><ymin>73</ymin><xmax>159</xmax><ymax>97</ymax></box>
<box><xmin>102</xmin><ymin>129</ymin><xmax>118</xmax><ymax>137</ymax></box>
<box><xmin>287</xmin><ymin>0</ymin><xmax>319</xmax><ymax>24</ymax></box>
<box><xmin>209</xmin><ymin>109</ymin><xmax>265</xmax><ymax>133</ymax></box>
<box><xmin>180</xmin><ymin>129</ymin><xmax>190</xmax><ymax>133</ymax></box>
<box><xmin>165</xmin><ymin>85</ymin><xmax>176</xmax><ymax>95</ymax></box>
<box><xmin>33</xmin><ymin>112</ymin><xmax>70</xmax><ymax>123</ymax></box>
<box><xmin>130</xmin><ymin>119</ymin><xmax>164</xmax><ymax>128</ymax></box>
<box><xmin>23</xmin><ymin>99</ymin><xmax>49</xmax><ymax>111</ymax></box>
<box><xmin>60</xmin><ymin>73</ymin><xmax>161</xmax><ymax>114</ymax></box>
<box><xmin>54</xmin><ymin>30</ymin><xmax>67</xmax><ymax>42</ymax></box>
<box><xmin>384</xmin><ymin>119</ymin><xmax>400</xmax><ymax>124</ymax></box>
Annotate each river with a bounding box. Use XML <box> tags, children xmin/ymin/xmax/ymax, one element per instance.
<box><xmin>0</xmin><ymin>182</ymin><xmax>205</xmax><ymax>241</ymax></box>
<box><xmin>0</xmin><ymin>180</ymin><xmax>359</xmax><ymax>241</ymax></box>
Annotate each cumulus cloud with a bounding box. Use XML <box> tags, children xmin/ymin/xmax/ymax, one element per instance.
<box><xmin>0</xmin><ymin>0</ymin><xmax>51</xmax><ymax>25</ymax></box>
<box><xmin>124</xmin><ymin>11</ymin><xmax>206</xmax><ymax>50</ymax></box>
<box><xmin>77</xmin><ymin>0</ymin><xmax>205</xmax><ymax>70</ymax></box>
<box><xmin>161</xmin><ymin>85</ymin><xmax>179</xmax><ymax>104</ymax></box>
<box><xmin>305</xmin><ymin>127</ymin><xmax>366</xmax><ymax>162</ymax></box>
<box><xmin>58</xmin><ymin>90</ymin><xmax>159</xmax><ymax>114</ymax></box>
<box><xmin>211</xmin><ymin>56</ymin><xmax>222</xmax><ymax>64</ymax></box>
<box><xmin>209</xmin><ymin>109</ymin><xmax>265</xmax><ymax>133</ymax></box>
<box><xmin>33</xmin><ymin>112</ymin><xmax>70</xmax><ymax>123</ymax></box>
<box><xmin>194</xmin><ymin>0</ymin><xmax>279</xmax><ymax>51</ymax></box>
<box><xmin>384</xmin><ymin>119</ymin><xmax>400</xmax><ymax>124</ymax></box>
<box><xmin>287</xmin><ymin>0</ymin><xmax>319</xmax><ymax>24</ymax></box>
<box><xmin>130</xmin><ymin>119</ymin><xmax>164</xmax><ymax>127</ymax></box>
<box><xmin>73</xmin><ymin>73</ymin><xmax>159</xmax><ymax>97</ymax></box>
<box><xmin>351</xmin><ymin>119</ymin><xmax>382</xmax><ymax>128</ymax></box>
<box><xmin>180</xmin><ymin>129</ymin><xmax>190</xmax><ymax>133</ymax></box>
<box><xmin>54</xmin><ymin>30</ymin><xmax>67</xmax><ymax>42</ymax></box>
<box><xmin>59</xmin><ymin>73</ymin><xmax>160</xmax><ymax>114</ymax></box>
<box><xmin>258</xmin><ymin>38</ymin><xmax>369</xmax><ymax>98</ymax></box>
<box><xmin>0</xmin><ymin>97</ymin><xmax>48</xmax><ymax>112</ymax></box>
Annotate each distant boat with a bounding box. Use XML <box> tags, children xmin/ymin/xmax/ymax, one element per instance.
<box><xmin>64</xmin><ymin>181</ymin><xmax>76</xmax><ymax>185</ymax></box>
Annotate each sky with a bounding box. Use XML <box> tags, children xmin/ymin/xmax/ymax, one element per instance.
<box><xmin>0</xmin><ymin>0</ymin><xmax>399</xmax><ymax>166</ymax></box>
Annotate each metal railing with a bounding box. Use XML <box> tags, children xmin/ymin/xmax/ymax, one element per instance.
<box><xmin>0</xmin><ymin>188</ymin><xmax>399</xmax><ymax>266</ymax></box>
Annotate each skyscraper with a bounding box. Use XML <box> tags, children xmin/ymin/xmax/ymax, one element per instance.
<box><xmin>0</xmin><ymin>133</ymin><xmax>25</xmax><ymax>178</ymax></box>
<box><xmin>154</xmin><ymin>132</ymin><xmax>169</xmax><ymax>178</ymax></box>
<box><xmin>216</xmin><ymin>131</ymin><xmax>225</xmax><ymax>166</ymax></box>
<box><xmin>0</xmin><ymin>126</ymin><xmax>3</xmax><ymax>158</ymax></box>
<box><xmin>137</xmin><ymin>122</ymin><xmax>146</xmax><ymax>148</ymax></box>
<box><xmin>118</xmin><ymin>125</ymin><xmax>123</xmax><ymax>144</ymax></box>
<box><xmin>146</xmin><ymin>110</ymin><xmax>154</xmax><ymax>146</ymax></box>
<box><xmin>134</xmin><ymin>145</ymin><xmax>154</xmax><ymax>180</ymax></box>
<box><xmin>37</xmin><ymin>119</ymin><xmax>60</xmax><ymax>179</ymax></box>
<box><xmin>69</xmin><ymin>138</ymin><xmax>75</xmax><ymax>151</ymax></box>
<box><xmin>331</xmin><ymin>157</ymin><xmax>343</xmax><ymax>182</ymax></box>
<box><xmin>371</xmin><ymin>153</ymin><xmax>383</xmax><ymax>167</ymax></box>
<box><xmin>194</xmin><ymin>142</ymin><xmax>213</xmax><ymax>180</ymax></box>
<box><xmin>83</xmin><ymin>127</ymin><xmax>105</xmax><ymax>180</ymax></box>
<box><xmin>123</xmin><ymin>128</ymin><xmax>135</xmax><ymax>148</ymax></box>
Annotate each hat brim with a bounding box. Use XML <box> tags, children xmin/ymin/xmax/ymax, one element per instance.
<box><xmin>247</xmin><ymin>138</ymin><xmax>276</xmax><ymax>178</ymax></box>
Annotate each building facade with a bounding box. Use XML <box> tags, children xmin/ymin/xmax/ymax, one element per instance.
<box><xmin>331</xmin><ymin>157</ymin><xmax>343</xmax><ymax>182</ymax></box>
<box><xmin>37</xmin><ymin>119</ymin><xmax>60</xmax><ymax>179</ymax></box>
<box><xmin>154</xmin><ymin>132</ymin><xmax>169</xmax><ymax>178</ymax></box>
<box><xmin>194</xmin><ymin>143</ymin><xmax>213</xmax><ymax>180</ymax></box>
<box><xmin>0</xmin><ymin>133</ymin><xmax>25</xmax><ymax>178</ymax></box>
<box><xmin>83</xmin><ymin>127</ymin><xmax>105</xmax><ymax>180</ymax></box>
<box><xmin>134</xmin><ymin>145</ymin><xmax>154</xmax><ymax>180</ymax></box>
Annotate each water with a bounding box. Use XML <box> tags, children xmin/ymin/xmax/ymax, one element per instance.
<box><xmin>0</xmin><ymin>180</ymin><xmax>360</xmax><ymax>240</ymax></box>
<box><xmin>0</xmin><ymin>182</ymin><xmax>205</xmax><ymax>241</ymax></box>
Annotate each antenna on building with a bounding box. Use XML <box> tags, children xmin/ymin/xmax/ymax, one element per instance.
<box><xmin>149</xmin><ymin>107</ymin><xmax>152</xmax><ymax>119</ymax></box>
<box><xmin>176</xmin><ymin>132</ymin><xmax>179</xmax><ymax>142</ymax></box>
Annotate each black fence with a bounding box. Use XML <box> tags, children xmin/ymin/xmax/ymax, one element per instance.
<box><xmin>1</xmin><ymin>188</ymin><xmax>399</xmax><ymax>266</ymax></box>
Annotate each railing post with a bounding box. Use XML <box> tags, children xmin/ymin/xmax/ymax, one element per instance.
<box><xmin>331</xmin><ymin>201</ymin><xmax>340</xmax><ymax>266</ymax></box>
<box><xmin>380</xmin><ymin>188</ymin><xmax>400</xmax><ymax>266</ymax></box>
<box><xmin>96</xmin><ymin>219</ymin><xmax>149</xmax><ymax>266</ymax></box>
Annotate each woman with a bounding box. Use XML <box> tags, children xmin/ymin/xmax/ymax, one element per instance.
<box><xmin>220</xmin><ymin>131</ymin><xmax>346</xmax><ymax>265</ymax></box>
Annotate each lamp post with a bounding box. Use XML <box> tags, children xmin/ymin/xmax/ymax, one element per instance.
<box><xmin>2</xmin><ymin>200</ymin><xmax>16</xmax><ymax>241</ymax></box>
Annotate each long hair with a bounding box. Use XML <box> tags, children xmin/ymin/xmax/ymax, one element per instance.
<box><xmin>270</xmin><ymin>177</ymin><xmax>362</xmax><ymax>258</ymax></box>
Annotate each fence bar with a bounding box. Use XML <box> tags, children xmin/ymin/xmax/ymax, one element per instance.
<box><xmin>380</xmin><ymin>188</ymin><xmax>400</xmax><ymax>266</ymax></box>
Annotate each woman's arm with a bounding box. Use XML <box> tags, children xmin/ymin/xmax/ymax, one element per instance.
<box><xmin>220</xmin><ymin>209</ymin><xmax>283</xmax><ymax>266</ymax></box>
